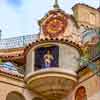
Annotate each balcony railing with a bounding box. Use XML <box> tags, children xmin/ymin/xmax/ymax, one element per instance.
<box><xmin>0</xmin><ymin>34</ymin><xmax>39</xmax><ymax>49</ymax></box>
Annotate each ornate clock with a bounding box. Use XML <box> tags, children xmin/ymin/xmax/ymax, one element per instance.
<box><xmin>42</xmin><ymin>15</ymin><xmax>68</xmax><ymax>38</ymax></box>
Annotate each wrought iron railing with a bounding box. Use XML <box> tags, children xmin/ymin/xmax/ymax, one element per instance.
<box><xmin>0</xmin><ymin>34</ymin><xmax>39</xmax><ymax>49</ymax></box>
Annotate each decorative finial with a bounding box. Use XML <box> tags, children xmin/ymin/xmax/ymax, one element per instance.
<box><xmin>53</xmin><ymin>0</ymin><xmax>59</xmax><ymax>9</ymax></box>
<box><xmin>97</xmin><ymin>0</ymin><xmax>100</xmax><ymax>12</ymax></box>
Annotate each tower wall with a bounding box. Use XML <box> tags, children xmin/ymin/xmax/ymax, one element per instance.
<box><xmin>73</xmin><ymin>4</ymin><xmax>100</xmax><ymax>28</ymax></box>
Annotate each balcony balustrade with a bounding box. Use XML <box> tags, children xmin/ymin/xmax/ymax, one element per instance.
<box><xmin>0</xmin><ymin>34</ymin><xmax>39</xmax><ymax>49</ymax></box>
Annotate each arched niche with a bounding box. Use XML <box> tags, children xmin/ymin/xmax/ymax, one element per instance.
<box><xmin>75</xmin><ymin>86</ymin><xmax>87</xmax><ymax>100</ymax></box>
<box><xmin>26</xmin><ymin>42</ymin><xmax>80</xmax><ymax>74</ymax></box>
<box><xmin>34</xmin><ymin>44</ymin><xmax>59</xmax><ymax>70</ymax></box>
<box><xmin>6</xmin><ymin>91</ymin><xmax>25</xmax><ymax>100</ymax></box>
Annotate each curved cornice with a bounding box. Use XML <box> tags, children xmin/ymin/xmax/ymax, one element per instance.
<box><xmin>0</xmin><ymin>47</ymin><xmax>24</xmax><ymax>60</ymax></box>
<box><xmin>24</xmin><ymin>38</ymin><xmax>82</xmax><ymax>56</ymax></box>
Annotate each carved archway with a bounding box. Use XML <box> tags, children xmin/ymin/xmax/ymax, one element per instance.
<box><xmin>75</xmin><ymin>86</ymin><xmax>87</xmax><ymax>100</ymax></box>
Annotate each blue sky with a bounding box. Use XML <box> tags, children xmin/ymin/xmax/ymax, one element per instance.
<box><xmin>0</xmin><ymin>0</ymin><xmax>99</xmax><ymax>38</ymax></box>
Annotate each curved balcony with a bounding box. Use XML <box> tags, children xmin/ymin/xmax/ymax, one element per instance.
<box><xmin>25</xmin><ymin>68</ymin><xmax>77</xmax><ymax>100</ymax></box>
<box><xmin>24</xmin><ymin>39</ymin><xmax>81</xmax><ymax>100</ymax></box>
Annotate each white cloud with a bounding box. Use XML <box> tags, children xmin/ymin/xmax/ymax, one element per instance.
<box><xmin>0</xmin><ymin>0</ymin><xmax>99</xmax><ymax>38</ymax></box>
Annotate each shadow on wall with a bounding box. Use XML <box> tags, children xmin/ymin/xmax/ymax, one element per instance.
<box><xmin>6</xmin><ymin>91</ymin><xmax>25</xmax><ymax>100</ymax></box>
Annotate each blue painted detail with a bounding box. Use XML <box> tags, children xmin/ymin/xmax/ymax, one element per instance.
<box><xmin>0</xmin><ymin>62</ymin><xmax>17</xmax><ymax>71</ymax></box>
<box><xmin>88</xmin><ymin>62</ymin><xmax>97</xmax><ymax>72</ymax></box>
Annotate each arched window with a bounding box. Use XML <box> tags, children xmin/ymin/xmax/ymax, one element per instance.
<box><xmin>6</xmin><ymin>91</ymin><xmax>25</xmax><ymax>100</ymax></box>
<box><xmin>75</xmin><ymin>86</ymin><xmax>87</xmax><ymax>100</ymax></box>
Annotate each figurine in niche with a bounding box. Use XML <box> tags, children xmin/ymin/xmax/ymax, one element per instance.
<box><xmin>43</xmin><ymin>50</ymin><xmax>54</xmax><ymax>68</ymax></box>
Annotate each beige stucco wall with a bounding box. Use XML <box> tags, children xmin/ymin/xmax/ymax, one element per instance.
<box><xmin>0</xmin><ymin>73</ymin><xmax>37</xmax><ymax>100</ymax></box>
<box><xmin>73</xmin><ymin>4</ymin><xmax>100</xmax><ymax>28</ymax></box>
<box><xmin>67</xmin><ymin>71</ymin><xmax>100</xmax><ymax>100</ymax></box>
<box><xmin>79</xmin><ymin>75</ymin><xmax>100</xmax><ymax>100</ymax></box>
<box><xmin>59</xmin><ymin>44</ymin><xmax>80</xmax><ymax>71</ymax></box>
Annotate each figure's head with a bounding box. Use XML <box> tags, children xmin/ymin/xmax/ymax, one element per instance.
<box><xmin>47</xmin><ymin>50</ymin><xmax>50</xmax><ymax>54</ymax></box>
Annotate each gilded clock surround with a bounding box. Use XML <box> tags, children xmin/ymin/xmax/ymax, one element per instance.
<box><xmin>42</xmin><ymin>10</ymin><xmax>68</xmax><ymax>38</ymax></box>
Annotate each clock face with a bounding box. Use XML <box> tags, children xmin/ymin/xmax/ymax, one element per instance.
<box><xmin>43</xmin><ymin>16</ymin><xmax>67</xmax><ymax>37</ymax></box>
